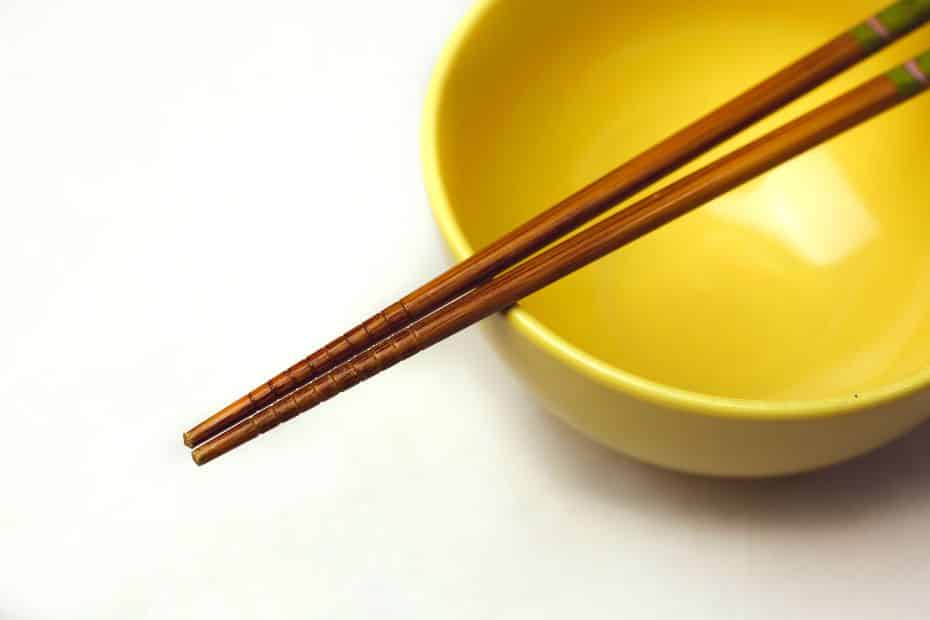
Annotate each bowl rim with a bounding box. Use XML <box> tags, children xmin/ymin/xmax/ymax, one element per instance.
<box><xmin>420</xmin><ymin>0</ymin><xmax>930</xmax><ymax>421</ymax></box>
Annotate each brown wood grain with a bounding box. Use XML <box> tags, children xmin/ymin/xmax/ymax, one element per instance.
<box><xmin>191</xmin><ymin>73</ymin><xmax>909</xmax><ymax>466</ymax></box>
<box><xmin>183</xmin><ymin>32</ymin><xmax>873</xmax><ymax>448</ymax></box>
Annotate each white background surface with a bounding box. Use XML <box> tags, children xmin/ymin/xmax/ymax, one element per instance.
<box><xmin>3</xmin><ymin>1</ymin><xmax>930</xmax><ymax>618</ymax></box>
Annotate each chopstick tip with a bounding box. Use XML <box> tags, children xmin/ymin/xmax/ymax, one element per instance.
<box><xmin>183</xmin><ymin>431</ymin><xmax>195</xmax><ymax>448</ymax></box>
<box><xmin>191</xmin><ymin>448</ymin><xmax>206</xmax><ymax>466</ymax></box>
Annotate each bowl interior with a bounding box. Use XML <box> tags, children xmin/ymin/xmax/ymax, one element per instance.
<box><xmin>432</xmin><ymin>0</ymin><xmax>930</xmax><ymax>403</ymax></box>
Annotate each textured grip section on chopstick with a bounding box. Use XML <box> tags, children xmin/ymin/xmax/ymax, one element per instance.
<box><xmin>244</xmin><ymin>303</ymin><xmax>413</xmax><ymax>410</ymax></box>
<box><xmin>299</xmin><ymin>326</ymin><xmax>421</xmax><ymax>414</ymax></box>
<box><xmin>193</xmin><ymin>326</ymin><xmax>424</xmax><ymax>464</ymax></box>
<box><xmin>186</xmin><ymin>300</ymin><xmax>417</xmax><ymax>448</ymax></box>
<box><xmin>300</xmin><ymin>302</ymin><xmax>412</xmax><ymax>376</ymax></box>
<box><xmin>851</xmin><ymin>0</ymin><xmax>930</xmax><ymax>51</ymax></box>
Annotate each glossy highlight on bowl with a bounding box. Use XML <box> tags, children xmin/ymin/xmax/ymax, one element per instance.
<box><xmin>422</xmin><ymin>0</ymin><xmax>930</xmax><ymax>476</ymax></box>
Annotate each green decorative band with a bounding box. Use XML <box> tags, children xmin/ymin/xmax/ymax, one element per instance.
<box><xmin>887</xmin><ymin>50</ymin><xmax>930</xmax><ymax>97</ymax></box>
<box><xmin>851</xmin><ymin>0</ymin><xmax>930</xmax><ymax>52</ymax></box>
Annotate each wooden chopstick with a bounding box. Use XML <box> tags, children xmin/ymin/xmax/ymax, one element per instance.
<box><xmin>182</xmin><ymin>1</ymin><xmax>930</xmax><ymax>449</ymax></box>
<box><xmin>191</xmin><ymin>50</ymin><xmax>930</xmax><ymax>465</ymax></box>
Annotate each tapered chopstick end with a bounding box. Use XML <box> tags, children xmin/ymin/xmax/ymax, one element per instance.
<box><xmin>191</xmin><ymin>450</ymin><xmax>210</xmax><ymax>467</ymax></box>
<box><xmin>190</xmin><ymin>419</ymin><xmax>260</xmax><ymax>466</ymax></box>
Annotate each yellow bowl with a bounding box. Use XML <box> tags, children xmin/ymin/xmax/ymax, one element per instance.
<box><xmin>422</xmin><ymin>0</ymin><xmax>930</xmax><ymax>477</ymax></box>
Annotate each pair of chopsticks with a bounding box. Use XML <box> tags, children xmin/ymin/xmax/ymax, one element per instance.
<box><xmin>185</xmin><ymin>0</ymin><xmax>930</xmax><ymax>466</ymax></box>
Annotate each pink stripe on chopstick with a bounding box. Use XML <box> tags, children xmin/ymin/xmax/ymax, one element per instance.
<box><xmin>905</xmin><ymin>60</ymin><xmax>929</xmax><ymax>85</ymax></box>
<box><xmin>867</xmin><ymin>16</ymin><xmax>891</xmax><ymax>40</ymax></box>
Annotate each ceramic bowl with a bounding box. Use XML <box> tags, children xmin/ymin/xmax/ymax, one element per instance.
<box><xmin>422</xmin><ymin>0</ymin><xmax>930</xmax><ymax>476</ymax></box>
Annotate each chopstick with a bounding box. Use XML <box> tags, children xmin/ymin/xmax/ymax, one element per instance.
<box><xmin>183</xmin><ymin>0</ymin><xmax>930</xmax><ymax>449</ymax></box>
<box><xmin>191</xmin><ymin>50</ymin><xmax>930</xmax><ymax>466</ymax></box>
